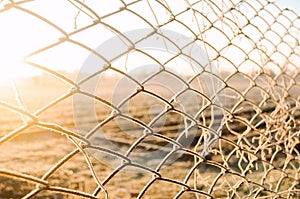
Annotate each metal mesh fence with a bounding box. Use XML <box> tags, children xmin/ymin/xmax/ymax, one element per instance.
<box><xmin>0</xmin><ymin>0</ymin><xmax>300</xmax><ymax>198</ymax></box>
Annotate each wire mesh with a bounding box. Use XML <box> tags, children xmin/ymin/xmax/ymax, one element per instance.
<box><xmin>0</xmin><ymin>0</ymin><xmax>300</xmax><ymax>198</ymax></box>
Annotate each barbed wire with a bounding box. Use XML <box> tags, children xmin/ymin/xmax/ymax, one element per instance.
<box><xmin>0</xmin><ymin>0</ymin><xmax>300</xmax><ymax>198</ymax></box>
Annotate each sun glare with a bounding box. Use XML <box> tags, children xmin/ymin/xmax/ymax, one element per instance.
<box><xmin>0</xmin><ymin>34</ymin><xmax>28</xmax><ymax>85</ymax></box>
<box><xmin>0</xmin><ymin>5</ymin><xmax>61</xmax><ymax>85</ymax></box>
<box><xmin>0</xmin><ymin>0</ymin><xmax>299</xmax><ymax>86</ymax></box>
<box><xmin>0</xmin><ymin>12</ymin><xmax>32</xmax><ymax>85</ymax></box>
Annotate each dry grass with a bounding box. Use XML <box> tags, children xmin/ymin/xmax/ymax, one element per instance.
<box><xmin>0</xmin><ymin>75</ymin><xmax>299</xmax><ymax>198</ymax></box>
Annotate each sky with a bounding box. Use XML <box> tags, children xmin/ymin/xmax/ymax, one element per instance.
<box><xmin>276</xmin><ymin>0</ymin><xmax>300</xmax><ymax>14</ymax></box>
<box><xmin>0</xmin><ymin>0</ymin><xmax>299</xmax><ymax>84</ymax></box>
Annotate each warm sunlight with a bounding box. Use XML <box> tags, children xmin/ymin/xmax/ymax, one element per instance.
<box><xmin>0</xmin><ymin>9</ymin><xmax>40</xmax><ymax>85</ymax></box>
<box><xmin>0</xmin><ymin>54</ymin><xmax>23</xmax><ymax>84</ymax></box>
<box><xmin>1</xmin><ymin>1</ymin><xmax>300</xmax><ymax>198</ymax></box>
<box><xmin>0</xmin><ymin>0</ymin><xmax>299</xmax><ymax>86</ymax></box>
<box><xmin>0</xmin><ymin>3</ymin><xmax>66</xmax><ymax>85</ymax></box>
<box><xmin>0</xmin><ymin>33</ymin><xmax>32</xmax><ymax>85</ymax></box>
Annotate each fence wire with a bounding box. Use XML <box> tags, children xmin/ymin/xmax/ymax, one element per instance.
<box><xmin>0</xmin><ymin>0</ymin><xmax>300</xmax><ymax>198</ymax></box>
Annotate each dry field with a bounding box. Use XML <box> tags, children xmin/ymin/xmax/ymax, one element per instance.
<box><xmin>0</xmin><ymin>72</ymin><xmax>299</xmax><ymax>198</ymax></box>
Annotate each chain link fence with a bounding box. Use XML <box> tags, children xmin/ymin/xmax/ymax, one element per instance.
<box><xmin>0</xmin><ymin>0</ymin><xmax>300</xmax><ymax>198</ymax></box>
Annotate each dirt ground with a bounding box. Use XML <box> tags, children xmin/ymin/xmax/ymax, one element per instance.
<box><xmin>0</xmin><ymin>73</ymin><xmax>299</xmax><ymax>198</ymax></box>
